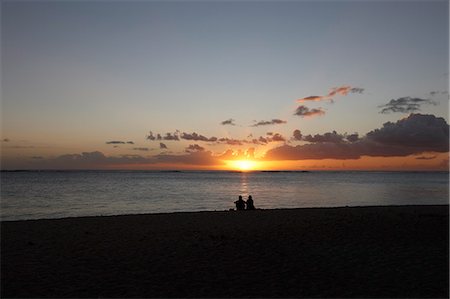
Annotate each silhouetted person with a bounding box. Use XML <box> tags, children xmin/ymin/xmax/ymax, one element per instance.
<box><xmin>246</xmin><ymin>195</ymin><xmax>255</xmax><ymax>210</ymax></box>
<box><xmin>235</xmin><ymin>195</ymin><xmax>245</xmax><ymax>211</ymax></box>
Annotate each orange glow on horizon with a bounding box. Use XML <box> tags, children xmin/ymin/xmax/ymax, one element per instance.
<box><xmin>226</xmin><ymin>159</ymin><xmax>259</xmax><ymax>171</ymax></box>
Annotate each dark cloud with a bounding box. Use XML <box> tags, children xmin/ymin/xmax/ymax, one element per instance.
<box><xmin>162</xmin><ymin>132</ymin><xmax>180</xmax><ymax>141</ymax></box>
<box><xmin>133</xmin><ymin>147</ymin><xmax>150</xmax><ymax>151</ymax></box>
<box><xmin>3</xmin><ymin>138</ymin><xmax>10</xmax><ymax>142</ymax></box>
<box><xmin>291</xmin><ymin>130</ymin><xmax>358</xmax><ymax>143</ymax></box>
<box><xmin>106</xmin><ymin>140</ymin><xmax>134</xmax><ymax>145</ymax></box>
<box><xmin>147</xmin><ymin>132</ymin><xmax>156</xmax><ymax>141</ymax></box>
<box><xmin>147</xmin><ymin>131</ymin><xmax>180</xmax><ymax>141</ymax></box>
<box><xmin>350</xmin><ymin>87</ymin><xmax>364</xmax><ymax>94</ymax></box>
<box><xmin>346</xmin><ymin>133</ymin><xmax>360</xmax><ymax>143</ymax></box>
<box><xmin>25</xmin><ymin>150</ymin><xmax>225</xmax><ymax>169</ymax></box>
<box><xmin>159</xmin><ymin>143</ymin><xmax>168</xmax><ymax>149</ymax></box>
<box><xmin>293</xmin><ymin>130</ymin><xmax>302</xmax><ymax>141</ymax></box>
<box><xmin>265</xmin><ymin>114</ymin><xmax>449</xmax><ymax>160</ymax></box>
<box><xmin>221</xmin><ymin>119</ymin><xmax>236</xmax><ymax>126</ymax></box>
<box><xmin>270</xmin><ymin>133</ymin><xmax>286</xmax><ymax>142</ymax></box>
<box><xmin>186</xmin><ymin>144</ymin><xmax>205</xmax><ymax>152</ymax></box>
<box><xmin>415</xmin><ymin>155</ymin><xmax>436</xmax><ymax>160</ymax></box>
<box><xmin>265</xmin><ymin>142</ymin><xmax>362</xmax><ymax>160</ymax></box>
<box><xmin>366</xmin><ymin>114</ymin><xmax>448</xmax><ymax>151</ymax></box>
<box><xmin>251</xmin><ymin>119</ymin><xmax>287</xmax><ymax>127</ymax></box>
<box><xmin>294</xmin><ymin>106</ymin><xmax>325</xmax><ymax>118</ymax></box>
<box><xmin>106</xmin><ymin>141</ymin><xmax>126</xmax><ymax>144</ymax></box>
<box><xmin>303</xmin><ymin>131</ymin><xmax>345</xmax><ymax>143</ymax></box>
<box><xmin>181</xmin><ymin>132</ymin><xmax>217</xmax><ymax>142</ymax></box>
<box><xmin>379</xmin><ymin>97</ymin><xmax>436</xmax><ymax>114</ymax></box>
<box><xmin>430</xmin><ymin>91</ymin><xmax>448</xmax><ymax>96</ymax></box>
<box><xmin>258</xmin><ymin>136</ymin><xmax>268</xmax><ymax>144</ymax></box>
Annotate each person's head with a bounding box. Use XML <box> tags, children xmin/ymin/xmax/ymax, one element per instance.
<box><xmin>239</xmin><ymin>195</ymin><xmax>242</xmax><ymax>200</ymax></box>
<box><xmin>248</xmin><ymin>195</ymin><xmax>252</xmax><ymax>200</ymax></box>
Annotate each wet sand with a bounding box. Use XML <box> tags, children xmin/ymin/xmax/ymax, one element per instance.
<box><xmin>1</xmin><ymin>205</ymin><xmax>448</xmax><ymax>298</ymax></box>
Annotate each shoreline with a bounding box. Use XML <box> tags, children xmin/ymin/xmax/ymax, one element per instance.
<box><xmin>2</xmin><ymin>204</ymin><xmax>448</xmax><ymax>223</ymax></box>
<box><xmin>2</xmin><ymin>205</ymin><xmax>448</xmax><ymax>297</ymax></box>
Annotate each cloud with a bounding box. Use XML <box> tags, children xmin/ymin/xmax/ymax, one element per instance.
<box><xmin>181</xmin><ymin>132</ymin><xmax>217</xmax><ymax>142</ymax></box>
<box><xmin>293</xmin><ymin>130</ymin><xmax>302</xmax><ymax>141</ymax></box>
<box><xmin>221</xmin><ymin>119</ymin><xmax>236</xmax><ymax>126</ymax></box>
<box><xmin>186</xmin><ymin>144</ymin><xmax>205</xmax><ymax>152</ymax></box>
<box><xmin>291</xmin><ymin>130</ymin><xmax>359</xmax><ymax>143</ymax></box>
<box><xmin>270</xmin><ymin>133</ymin><xmax>286</xmax><ymax>142</ymax></box>
<box><xmin>161</xmin><ymin>132</ymin><xmax>180</xmax><ymax>141</ymax></box>
<box><xmin>147</xmin><ymin>132</ymin><xmax>156</xmax><ymax>141</ymax></box>
<box><xmin>159</xmin><ymin>143</ymin><xmax>168</xmax><ymax>149</ymax></box>
<box><xmin>265</xmin><ymin>114</ymin><xmax>449</xmax><ymax>160</ymax></box>
<box><xmin>294</xmin><ymin>105</ymin><xmax>325</xmax><ymax>118</ymax></box>
<box><xmin>147</xmin><ymin>131</ymin><xmax>180</xmax><ymax>141</ymax></box>
<box><xmin>303</xmin><ymin>131</ymin><xmax>345</xmax><ymax>143</ymax></box>
<box><xmin>297</xmin><ymin>85</ymin><xmax>364</xmax><ymax>103</ymax></box>
<box><xmin>31</xmin><ymin>156</ymin><xmax>43</xmax><ymax>160</ymax></box>
<box><xmin>2</xmin><ymin>138</ymin><xmax>10</xmax><ymax>142</ymax></box>
<box><xmin>379</xmin><ymin>97</ymin><xmax>437</xmax><ymax>114</ymax></box>
<box><xmin>365</xmin><ymin>114</ymin><xmax>448</xmax><ymax>151</ymax></box>
<box><xmin>251</xmin><ymin>119</ymin><xmax>287</xmax><ymax>127</ymax></box>
<box><xmin>133</xmin><ymin>147</ymin><xmax>150</xmax><ymax>151</ymax></box>
<box><xmin>415</xmin><ymin>155</ymin><xmax>436</xmax><ymax>160</ymax></box>
<box><xmin>106</xmin><ymin>141</ymin><xmax>126</xmax><ymax>144</ymax></box>
<box><xmin>350</xmin><ymin>87</ymin><xmax>364</xmax><ymax>94</ymax></box>
<box><xmin>430</xmin><ymin>91</ymin><xmax>448</xmax><ymax>96</ymax></box>
<box><xmin>106</xmin><ymin>140</ymin><xmax>134</xmax><ymax>145</ymax></box>
<box><xmin>328</xmin><ymin>86</ymin><xmax>364</xmax><ymax>97</ymax></box>
<box><xmin>346</xmin><ymin>133</ymin><xmax>360</xmax><ymax>143</ymax></box>
<box><xmin>25</xmin><ymin>150</ymin><xmax>226</xmax><ymax>169</ymax></box>
<box><xmin>297</xmin><ymin>95</ymin><xmax>325</xmax><ymax>103</ymax></box>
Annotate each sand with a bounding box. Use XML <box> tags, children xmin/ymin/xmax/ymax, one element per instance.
<box><xmin>1</xmin><ymin>205</ymin><xmax>448</xmax><ymax>298</ymax></box>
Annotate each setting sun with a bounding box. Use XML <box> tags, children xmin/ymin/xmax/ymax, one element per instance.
<box><xmin>227</xmin><ymin>160</ymin><xmax>258</xmax><ymax>171</ymax></box>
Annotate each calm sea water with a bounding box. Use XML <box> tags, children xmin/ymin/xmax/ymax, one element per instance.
<box><xmin>1</xmin><ymin>171</ymin><xmax>448</xmax><ymax>221</ymax></box>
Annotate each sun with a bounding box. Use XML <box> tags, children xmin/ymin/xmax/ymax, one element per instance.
<box><xmin>228</xmin><ymin>160</ymin><xmax>257</xmax><ymax>171</ymax></box>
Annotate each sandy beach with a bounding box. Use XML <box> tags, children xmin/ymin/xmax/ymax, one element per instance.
<box><xmin>1</xmin><ymin>205</ymin><xmax>448</xmax><ymax>298</ymax></box>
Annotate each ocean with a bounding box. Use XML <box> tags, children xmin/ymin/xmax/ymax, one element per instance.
<box><xmin>1</xmin><ymin>170</ymin><xmax>448</xmax><ymax>221</ymax></box>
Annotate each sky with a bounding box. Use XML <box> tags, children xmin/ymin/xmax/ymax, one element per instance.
<box><xmin>1</xmin><ymin>0</ymin><xmax>449</xmax><ymax>170</ymax></box>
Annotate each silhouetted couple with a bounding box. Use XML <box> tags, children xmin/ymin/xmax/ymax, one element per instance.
<box><xmin>234</xmin><ymin>195</ymin><xmax>255</xmax><ymax>211</ymax></box>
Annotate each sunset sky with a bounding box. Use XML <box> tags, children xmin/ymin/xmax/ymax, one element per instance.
<box><xmin>2</xmin><ymin>0</ymin><xmax>449</xmax><ymax>170</ymax></box>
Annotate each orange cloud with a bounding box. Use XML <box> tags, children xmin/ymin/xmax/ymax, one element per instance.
<box><xmin>297</xmin><ymin>85</ymin><xmax>364</xmax><ymax>103</ymax></box>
